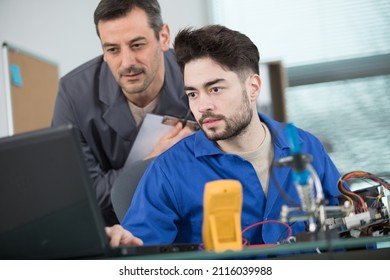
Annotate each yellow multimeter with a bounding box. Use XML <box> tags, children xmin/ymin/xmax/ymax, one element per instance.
<box><xmin>202</xmin><ymin>179</ymin><xmax>243</xmax><ymax>252</ymax></box>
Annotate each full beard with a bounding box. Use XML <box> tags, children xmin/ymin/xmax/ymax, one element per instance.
<box><xmin>201</xmin><ymin>89</ymin><xmax>253</xmax><ymax>141</ymax></box>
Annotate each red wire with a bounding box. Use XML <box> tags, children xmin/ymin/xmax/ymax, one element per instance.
<box><xmin>338</xmin><ymin>170</ymin><xmax>390</xmax><ymax>213</ymax></box>
<box><xmin>198</xmin><ymin>220</ymin><xmax>293</xmax><ymax>250</ymax></box>
<box><xmin>241</xmin><ymin>219</ymin><xmax>293</xmax><ymax>248</ymax></box>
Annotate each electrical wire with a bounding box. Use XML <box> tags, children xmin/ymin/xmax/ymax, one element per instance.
<box><xmin>241</xmin><ymin>219</ymin><xmax>293</xmax><ymax>248</ymax></box>
<box><xmin>277</xmin><ymin>221</ymin><xmax>296</xmax><ymax>243</ymax></box>
<box><xmin>198</xmin><ymin>219</ymin><xmax>294</xmax><ymax>251</ymax></box>
<box><xmin>338</xmin><ymin>177</ymin><xmax>368</xmax><ymax>212</ymax></box>
<box><xmin>337</xmin><ymin>171</ymin><xmax>390</xmax><ymax>213</ymax></box>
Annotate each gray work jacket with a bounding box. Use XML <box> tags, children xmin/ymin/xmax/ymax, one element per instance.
<box><xmin>52</xmin><ymin>49</ymin><xmax>190</xmax><ymax>225</ymax></box>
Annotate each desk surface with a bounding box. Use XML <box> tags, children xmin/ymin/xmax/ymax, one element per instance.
<box><xmin>120</xmin><ymin>235</ymin><xmax>390</xmax><ymax>260</ymax></box>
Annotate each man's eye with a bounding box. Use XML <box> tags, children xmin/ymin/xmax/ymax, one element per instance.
<box><xmin>186</xmin><ymin>92</ymin><xmax>197</xmax><ymax>98</ymax></box>
<box><xmin>106</xmin><ymin>48</ymin><xmax>118</xmax><ymax>53</ymax></box>
<box><xmin>132</xmin><ymin>43</ymin><xmax>145</xmax><ymax>49</ymax></box>
<box><xmin>210</xmin><ymin>87</ymin><xmax>221</xmax><ymax>93</ymax></box>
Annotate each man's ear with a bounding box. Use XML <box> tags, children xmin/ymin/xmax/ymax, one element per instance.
<box><xmin>249</xmin><ymin>74</ymin><xmax>261</xmax><ymax>101</ymax></box>
<box><xmin>159</xmin><ymin>24</ymin><xmax>171</xmax><ymax>51</ymax></box>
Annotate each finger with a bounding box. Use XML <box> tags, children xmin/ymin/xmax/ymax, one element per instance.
<box><xmin>107</xmin><ymin>225</ymin><xmax>127</xmax><ymax>247</ymax></box>
<box><xmin>163</xmin><ymin>123</ymin><xmax>182</xmax><ymax>139</ymax></box>
<box><xmin>106</xmin><ymin>225</ymin><xmax>144</xmax><ymax>247</ymax></box>
<box><xmin>176</xmin><ymin>121</ymin><xmax>184</xmax><ymax>129</ymax></box>
<box><xmin>176</xmin><ymin>126</ymin><xmax>195</xmax><ymax>139</ymax></box>
<box><xmin>106</xmin><ymin>225</ymin><xmax>123</xmax><ymax>247</ymax></box>
<box><xmin>121</xmin><ymin>233</ymin><xmax>144</xmax><ymax>246</ymax></box>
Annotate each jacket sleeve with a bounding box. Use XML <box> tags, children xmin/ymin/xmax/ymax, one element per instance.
<box><xmin>121</xmin><ymin>160</ymin><xmax>179</xmax><ymax>245</ymax></box>
<box><xmin>52</xmin><ymin>78</ymin><xmax>122</xmax><ymax>225</ymax></box>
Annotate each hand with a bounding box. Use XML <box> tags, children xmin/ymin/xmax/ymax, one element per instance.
<box><xmin>105</xmin><ymin>224</ymin><xmax>143</xmax><ymax>247</ymax></box>
<box><xmin>145</xmin><ymin>122</ymin><xmax>194</xmax><ymax>159</ymax></box>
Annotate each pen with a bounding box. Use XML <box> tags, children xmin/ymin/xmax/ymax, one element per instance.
<box><xmin>181</xmin><ymin>110</ymin><xmax>192</xmax><ymax>128</ymax></box>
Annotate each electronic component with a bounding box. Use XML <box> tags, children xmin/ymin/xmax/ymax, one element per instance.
<box><xmin>202</xmin><ymin>179</ymin><xmax>243</xmax><ymax>252</ymax></box>
<box><xmin>327</xmin><ymin>171</ymin><xmax>390</xmax><ymax>238</ymax></box>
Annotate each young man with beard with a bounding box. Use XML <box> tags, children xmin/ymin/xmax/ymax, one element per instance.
<box><xmin>106</xmin><ymin>25</ymin><xmax>342</xmax><ymax>246</ymax></box>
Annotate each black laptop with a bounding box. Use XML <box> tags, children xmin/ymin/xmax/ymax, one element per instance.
<box><xmin>0</xmin><ymin>125</ymin><xmax>198</xmax><ymax>259</ymax></box>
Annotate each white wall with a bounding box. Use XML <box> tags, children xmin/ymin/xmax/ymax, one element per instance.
<box><xmin>0</xmin><ymin>0</ymin><xmax>209</xmax><ymax>137</ymax></box>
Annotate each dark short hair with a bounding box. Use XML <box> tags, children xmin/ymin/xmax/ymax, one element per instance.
<box><xmin>93</xmin><ymin>0</ymin><xmax>163</xmax><ymax>39</ymax></box>
<box><xmin>174</xmin><ymin>25</ymin><xmax>260</xmax><ymax>78</ymax></box>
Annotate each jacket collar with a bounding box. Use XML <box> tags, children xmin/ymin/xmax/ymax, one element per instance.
<box><xmin>98</xmin><ymin>60</ymin><xmax>135</xmax><ymax>139</ymax></box>
<box><xmin>193</xmin><ymin>113</ymin><xmax>297</xmax><ymax>216</ymax></box>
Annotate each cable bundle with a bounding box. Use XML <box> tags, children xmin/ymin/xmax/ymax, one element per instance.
<box><xmin>337</xmin><ymin>171</ymin><xmax>390</xmax><ymax>214</ymax></box>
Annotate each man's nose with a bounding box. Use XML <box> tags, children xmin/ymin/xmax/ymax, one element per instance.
<box><xmin>120</xmin><ymin>48</ymin><xmax>136</xmax><ymax>68</ymax></box>
<box><xmin>198</xmin><ymin>93</ymin><xmax>214</xmax><ymax>113</ymax></box>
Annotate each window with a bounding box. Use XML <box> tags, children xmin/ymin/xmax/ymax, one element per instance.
<box><xmin>210</xmin><ymin>0</ymin><xmax>390</xmax><ymax>176</ymax></box>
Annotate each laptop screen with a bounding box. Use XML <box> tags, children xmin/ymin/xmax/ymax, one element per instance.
<box><xmin>0</xmin><ymin>125</ymin><xmax>109</xmax><ymax>259</ymax></box>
